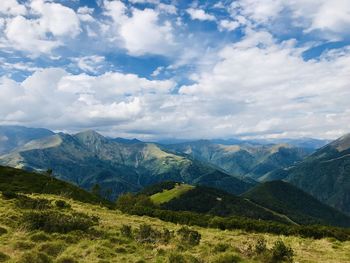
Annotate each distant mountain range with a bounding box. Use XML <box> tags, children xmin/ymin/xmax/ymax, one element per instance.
<box><xmin>165</xmin><ymin>140</ymin><xmax>312</xmax><ymax>181</ymax></box>
<box><xmin>0</xmin><ymin>128</ymin><xmax>254</xmax><ymax>199</ymax></box>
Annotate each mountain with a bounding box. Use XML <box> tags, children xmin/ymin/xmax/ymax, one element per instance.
<box><xmin>243</xmin><ymin>181</ymin><xmax>350</xmax><ymax>227</ymax></box>
<box><xmin>250</xmin><ymin>138</ymin><xmax>329</xmax><ymax>150</ymax></box>
<box><xmin>264</xmin><ymin>133</ymin><xmax>350</xmax><ymax>214</ymax></box>
<box><xmin>0</xmin><ymin>131</ymin><xmax>254</xmax><ymax>200</ymax></box>
<box><xmin>0</xmin><ymin>165</ymin><xmax>109</xmax><ymax>205</ymax></box>
<box><xmin>164</xmin><ymin>140</ymin><xmax>312</xmax><ymax>181</ymax></box>
<box><xmin>0</xmin><ymin>125</ymin><xmax>54</xmax><ymax>154</ymax></box>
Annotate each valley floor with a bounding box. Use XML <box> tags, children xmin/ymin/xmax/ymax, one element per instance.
<box><xmin>0</xmin><ymin>194</ymin><xmax>350</xmax><ymax>263</ymax></box>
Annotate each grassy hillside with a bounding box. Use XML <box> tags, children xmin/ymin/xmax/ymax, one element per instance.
<box><xmin>0</xmin><ymin>166</ymin><xmax>110</xmax><ymax>206</ymax></box>
<box><xmin>1</xmin><ymin>192</ymin><xmax>350</xmax><ymax>262</ymax></box>
<box><xmin>150</xmin><ymin>183</ymin><xmax>194</xmax><ymax>205</ymax></box>
<box><xmin>243</xmin><ymin>181</ymin><xmax>350</xmax><ymax>228</ymax></box>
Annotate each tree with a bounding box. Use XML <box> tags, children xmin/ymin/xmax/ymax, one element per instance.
<box><xmin>91</xmin><ymin>184</ymin><xmax>101</xmax><ymax>197</ymax></box>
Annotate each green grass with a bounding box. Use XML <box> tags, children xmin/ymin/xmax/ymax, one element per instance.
<box><xmin>1</xmin><ymin>192</ymin><xmax>350</xmax><ymax>262</ymax></box>
<box><xmin>150</xmin><ymin>184</ymin><xmax>194</xmax><ymax>205</ymax></box>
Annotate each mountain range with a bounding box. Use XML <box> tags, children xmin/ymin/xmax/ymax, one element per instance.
<box><xmin>265</xmin><ymin>133</ymin><xmax>350</xmax><ymax>214</ymax></box>
<box><xmin>0</xmin><ymin>128</ymin><xmax>254</xmax><ymax>199</ymax></box>
<box><xmin>0</xmin><ymin>125</ymin><xmax>349</xmax><ymax>217</ymax></box>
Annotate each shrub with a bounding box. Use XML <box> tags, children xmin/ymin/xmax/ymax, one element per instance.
<box><xmin>161</xmin><ymin>228</ymin><xmax>172</xmax><ymax>244</ymax></box>
<box><xmin>23</xmin><ymin>211</ymin><xmax>98</xmax><ymax>233</ymax></box>
<box><xmin>0</xmin><ymin>227</ymin><xmax>7</xmax><ymax>236</ymax></box>
<box><xmin>38</xmin><ymin>241</ymin><xmax>66</xmax><ymax>257</ymax></box>
<box><xmin>1</xmin><ymin>191</ymin><xmax>18</xmax><ymax>199</ymax></box>
<box><xmin>255</xmin><ymin>236</ymin><xmax>267</xmax><ymax>254</ymax></box>
<box><xmin>30</xmin><ymin>232</ymin><xmax>52</xmax><ymax>242</ymax></box>
<box><xmin>13</xmin><ymin>241</ymin><xmax>35</xmax><ymax>250</ymax></box>
<box><xmin>0</xmin><ymin>252</ymin><xmax>10</xmax><ymax>262</ymax></box>
<box><xmin>270</xmin><ymin>240</ymin><xmax>294</xmax><ymax>263</ymax></box>
<box><xmin>135</xmin><ymin>224</ymin><xmax>160</xmax><ymax>243</ymax></box>
<box><xmin>213</xmin><ymin>243</ymin><xmax>230</xmax><ymax>253</ymax></box>
<box><xmin>16</xmin><ymin>196</ymin><xmax>51</xmax><ymax>210</ymax></box>
<box><xmin>55</xmin><ymin>200</ymin><xmax>71</xmax><ymax>209</ymax></box>
<box><xmin>18</xmin><ymin>251</ymin><xmax>52</xmax><ymax>263</ymax></box>
<box><xmin>168</xmin><ymin>253</ymin><xmax>186</xmax><ymax>263</ymax></box>
<box><xmin>56</xmin><ymin>257</ymin><xmax>78</xmax><ymax>263</ymax></box>
<box><xmin>213</xmin><ymin>253</ymin><xmax>242</xmax><ymax>263</ymax></box>
<box><xmin>120</xmin><ymin>225</ymin><xmax>132</xmax><ymax>238</ymax></box>
<box><xmin>177</xmin><ymin>226</ymin><xmax>201</xmax><ymax>246</ymax></box>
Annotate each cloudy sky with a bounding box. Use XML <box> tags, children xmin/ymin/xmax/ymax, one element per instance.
<box><xmin>1</xmin><ymin>0</ymin><xmax>350</xmax><ymax>140</ymax></box>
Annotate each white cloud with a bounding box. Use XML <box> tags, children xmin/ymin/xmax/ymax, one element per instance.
<box><xmin>71</xmin><ymin>55</ymin><xmax>105</xmax><ymax>74</ymax></box>
<box><xmin>1</xmin><ymin>0</ymin><xmax>81</xmax><ymax>56</ymax></box>
<box><xmin>0</xmin><ymin>0</ymin><xmax>26</xmax><ymax>16</ymax></box>
<box><xmin>231</xmin><ymin>0</ymin><xmax>350</xmax><ymax>39</ymax></box>
<box><xmin>0</xmin><ymin>68</ymin><xmax>175</xmax><ymax>129</ymax></box>
<box><xmin>186</xmin><ymin>8</ymin><xmax>216</xmax><ymax>22</ymax></box>
<box><xmin>179</xmin><ymin>30</ymin><xmax>350</xmax><ymax>139</ymax></box>
<box><xmin>103</xmin><ymin>1</ymin><xmax>176</xmax><ymax>56</ymax></box>
<box><xmin>218</xmin><ymin>19</ymin><xmax>240</xmax><ymax>32</ymax></box>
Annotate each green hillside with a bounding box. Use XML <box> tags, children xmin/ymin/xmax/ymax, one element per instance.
<box><xmin>263</xmin><ymin>134</ymin><xmax>350</xmax><ymax>214</ymax></box>
<box><xmin>0</xmin><ymin>166</ymin><xmax>110</xmax><ymax>206</ymax></box>
<box><xmin>243</xmin><ymin>181</ymin><xmax>350</xmax><ymax>228</ymax></box>
<box><xmin>150</xmin><ymin>183</ymin><xmax>194</xmax><ymax>205</ymax></box>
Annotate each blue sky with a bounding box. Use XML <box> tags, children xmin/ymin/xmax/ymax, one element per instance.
<box><xmin>1</xmin><ymin>0</ymin><xmax>350</xmax><ymax>140</ymax></box>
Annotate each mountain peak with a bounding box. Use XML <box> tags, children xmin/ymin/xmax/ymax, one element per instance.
<box><xmin>331</xmin><ymin>133</ymin><xmax>350</xmax><ymax>152</ymax></box>
<box><xmin>74</xmin><ymin>130</ymin><xmax>107</xmax><ymax>147</ymax></box>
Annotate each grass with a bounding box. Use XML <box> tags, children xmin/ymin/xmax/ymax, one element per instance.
<box><xmin>150</xmin><ymin>184</ymin><xmax>194</xmax><ymax>205</ymax></box>
<box><xmin>1</xmin><ymin>192</ymin><xmax>350</xmax><ymax>262</ymax></box>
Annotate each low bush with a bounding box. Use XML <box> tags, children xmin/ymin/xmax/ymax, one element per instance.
<box><xmin>213</xmin><ymin>253</ymin><xmax>242</xmax><ymax>263</ymax></box>
<box><xmin>177</xmin><ymin>226</ymin><xmax>201</xmax><ymax>246</ymax></box>
<box><xmin>18</xmin><ymin>251</ymin><xmax>52</xmax><ymax>263</ymax></box>
<box><xmin>168</xmin><ymin>253</ymin><xmax>186</xmax><ymax>263</ymax></box>
<box><xmin>56</xmin><ymin>257</ymin><xmax>78</xmax><ymax>263</ymax></box>
<box><xmin>270</xmin><ymin>240</ymin><xmax>294</xmax><ymax>263</ymax></box>
<box><xmin>55</xmin><ymin>200</ymin><xmax>71</xmax><ymax>209</ymax></box>
<box><xmin>38</xmin><ymin>241</ymin><xmax>66</xmax><ymax>257</ymax></box>
<box><xmin>213</xmin><ymin>243</ymin><xmax>230</xmax><ymax>253</ymax></box>
<box><xmin>13</xmin><ymin>241</ymin><xmax>35</xmax><ymax>250</ymax></box>
<box><xmin>255</xmin><ymin>236</ymin><xmax>267</xmax><ymax>254</ymax></box>
<box><xmin>0</xmin><ymin>252</ymin><xmax>10</xmax><ymax>262</ymax></box>
<box><xmin>135</xmin><ymin>224</ymin><xmax>160</xmax><ymax>243</ymax></box>
<box><xmin>23</xmin><ymin>211</ymin><xmax>98</xmax><ymax>233</ymax></box>
<box><xmin>1</xmin><ymin>191</ymin><xmax>18</xmax><ymax>199</ymax></box>
<box><xmin>16</xmin><ymin>196</ymin><xmax>51</xmax><ymax>210</ymax></box>
<box><xmin>120</xmin><ymin>225</ymin><xmax>132</xmax><ymax>238</ymax></box>
<box><xmin>0</xmin><ymin>227</ymin><xmax>7</xmax><ymax>236</ymax></box>
<box><xmin>30</xmin><ymin>232</ymin><xmax>52</xmax><ymax>242</ymax></box>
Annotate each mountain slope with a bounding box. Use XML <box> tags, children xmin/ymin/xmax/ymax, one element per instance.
<box><xmin>142</xmin><ymin>182</ymin><xmax>293</xmax><ymax>224</ymax></box>
<box><xmin>0</xmin><ymin>165</ymin><xmax>109</xmax><ymax>205</ymax></box>
<box><xmin>0</xmin><ymin>131</ymin><xmax>254</xmax><ymax>199</ymax></box>
<box><xmin>165</xmin><ymin>140</ymin><xmax>312</xmax><ymax>180</ymax></box>
<box><xmin>243</xmin><ymin>181</ymin><xmax>350</xmax><ymax>227</ymax></box>
<box><xmin>0</xmin><ymin>125</ymin><xmax>54</xmax><ymax>154</ymax></box>
<box><xmin>264</xmin><ymin>134</ymin><xmax>350</xmax><ymax>214</ymax></box>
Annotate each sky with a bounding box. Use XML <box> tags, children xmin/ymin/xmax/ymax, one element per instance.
<box><xmin>0</xmin><ymin>0</ymin><xmax>350</xmax><ymax>140</ymax></box>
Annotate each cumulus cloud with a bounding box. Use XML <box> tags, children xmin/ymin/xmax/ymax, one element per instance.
<box><xmin>231</xmin><ymin>0</ymin><xmax>350</xmax><ymax>39</ymax></box>
<box><xmin>1</xmin><ymin>0</ymin><xmax>81</xmax><ymax>56</ymax></box>
<box><xmin>179</xmin><ymin>30</ymin><xmax>350</xmax><ymax>139</ymax></box>
<box><xmin>186</xmin><ymin>8</ymin><xmax>216</xmax><ymax>21</ymax></box>
<box><xmin>103</xmin><ymin>1</ymin><xmax>176</xmax><ymax>56</ymax></box>
<box><xmin>0</xmin><ymin>68</ymin><xmax>175</xmax><ymax>130</ymax></box>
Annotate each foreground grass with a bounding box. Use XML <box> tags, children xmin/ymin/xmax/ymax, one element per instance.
<box><xmin>0</xmin><ymin>193</ymin><xmax>350</xmax><ymax>263</ymax></box>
